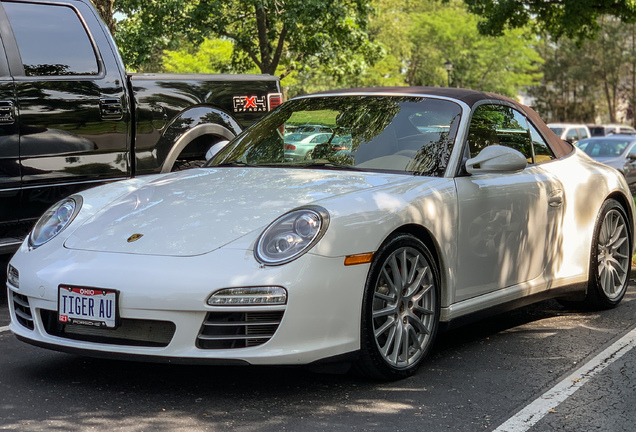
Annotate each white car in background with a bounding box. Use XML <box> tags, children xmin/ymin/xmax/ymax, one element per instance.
<box><xmin>6</xmin><ymin>87</ymin><xmax>634</xmax><ymax>380</ymax></box>
<box><xmin>548</xmin><ymin>123</ymin><xmax>591</xmax><ymax>144</ymax></box>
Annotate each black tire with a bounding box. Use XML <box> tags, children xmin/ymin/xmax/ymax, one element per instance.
<box><xmin>171</xmin><ymin>159</ymin><xmax>206</xmax><ymax>172</ymax></box>
<box><xmin>583</xmin><ymin>198</ymin><xmax>631</xmax><ymax>309</ymax></box>
<box><xmin>354</xmin><ymin>234</ymin><xmax>440</xmax><ymax>380</ymax></box>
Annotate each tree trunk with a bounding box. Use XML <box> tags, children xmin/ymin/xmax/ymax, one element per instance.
<box><xmin>90</xmin><ymin>0</ymin><xmax>116</xmax><ymax>35</ymax></box>
<box><xmin>255</xmin><ymin>3</ymin><xmax>272</xmax><ymax>74</ymax></box>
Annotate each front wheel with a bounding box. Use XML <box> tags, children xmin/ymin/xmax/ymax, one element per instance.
<box><xmin>355</xmin><ymin>234</ymin><xmax>440</xmax><ymax>380</ymax></box>
<box><xmin>585</xmin><ymin>199</ymin><xmax>631</xmax><ymax>309</ymax></box>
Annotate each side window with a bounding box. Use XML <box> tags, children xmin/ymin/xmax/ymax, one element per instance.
<box><xmin>565</xmin><ymin>128</ymin><xmax>579</xmax><ymax>143</ymax></box>
<box><xmin>4</xmin><ymin>2</ymin><xmax>99</xmax><ymax>76</ymax></box>
<box><xmin>578</xmin><ymin>128</ymin><xmax>589</xmax><ymax>139</ymax></box>
<box><xmin>467</xmin><ymin>104</ymin><xmax>532</xmax><ymax>160</ymax></box>
<box><xmin>528</xmin><ymin>123</ymin><xmax>555</xmax><ymax>163</ymax></box>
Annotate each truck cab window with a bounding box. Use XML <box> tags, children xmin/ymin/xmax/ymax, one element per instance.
<box><xmin>3</xmin><ymin>2</ymin><xmax>99</xmax><ymax>76</ymax></box>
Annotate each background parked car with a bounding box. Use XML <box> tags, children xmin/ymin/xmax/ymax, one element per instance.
<box><xmin>283</xmin><ymin>132</ymin><xmax>332</xmax><ymax>160</ymax></box>
<box><xmin>309</xmin><ymin>134</ymin><xmax>353</xmax><ymax>159</ymax></box>
<box><xmin>576</xmin><ymin>135</ymin><xmax>636</xmax><ymax>193</ymax></box>
<box><xmin>548</xmin><ymin>123</ymin><xmax>591</xmax><ymax>144</ymax></box>
<box><xmin>284</xmin><ymin>125</ymin><xmax>334</xmax><ymax>135</ymax></box>
<box><xmin>588</xmin><ymin>124</ymin><xmax>636</xmax><ymax>136</ymax></box>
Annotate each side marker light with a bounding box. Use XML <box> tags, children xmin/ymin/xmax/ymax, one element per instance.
<box><xmin>344</xmin><ymin>253</ymin><xmax>374</xmax><ymax>266</ymax></box>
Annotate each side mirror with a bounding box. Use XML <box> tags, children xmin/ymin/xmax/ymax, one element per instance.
<box><xmin>465</xmin><ymin>145</ymin><xmax>528</xmax><ymax>174</ymax></box>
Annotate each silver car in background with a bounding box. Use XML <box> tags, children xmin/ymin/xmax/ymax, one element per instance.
<box><xmin>576</xmin><ymin>135</ymin><xmax>636</xmax><ymax>193</ymax></box>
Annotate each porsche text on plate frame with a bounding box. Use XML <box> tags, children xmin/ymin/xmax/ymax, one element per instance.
<box><xmin>6</xmin><ymin>87</ymin><xmax>635</xmax><ymax>380</ymax></box>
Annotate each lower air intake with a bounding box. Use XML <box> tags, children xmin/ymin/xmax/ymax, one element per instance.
<box><xmin>12</xmin><ymin>292</ymin><xmax>34</xmax><ymax>330</ymax></box>
<box><xmin>197</xmin><ymin>311</ymin><xmax>284</xmax><ymax>349</ymax></box>
<box><xmin>40</xmin><ymin>309</ymin><xmax>175</xmax><ymax>347</ymax></box>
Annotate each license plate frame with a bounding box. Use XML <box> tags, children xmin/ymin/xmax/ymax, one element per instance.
<box><xmin>58</xmin><ymin>285</ymin><xmax>120</xmax><ymax>329</ymax></box>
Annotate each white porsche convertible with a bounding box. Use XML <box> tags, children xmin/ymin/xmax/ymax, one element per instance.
<box><xmin>6</xmin><ymin>87</ymin><xmax>634</xmax><ymax>380</ymax></box>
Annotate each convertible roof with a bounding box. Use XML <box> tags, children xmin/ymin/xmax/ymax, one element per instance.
<box><xmin>304</xmin><ymin>86</ymin><xmax>573</xmax><ymax>158</ymax></box>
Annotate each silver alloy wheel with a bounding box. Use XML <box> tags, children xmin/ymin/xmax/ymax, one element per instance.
<box><xmin>372</xmin><ymin>246</ymin><xmax>436</xmax><ymax>369</ymax></box>
<box><xmin>597</xmin><ymin>208</ymin><xmax>630</xmax><ymax>300</ymax></box>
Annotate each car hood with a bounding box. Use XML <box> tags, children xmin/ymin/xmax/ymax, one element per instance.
<box><xmin>63</xmin><ymin>167</ymin><xmax>404</xmax><ymax>256</ymax></box>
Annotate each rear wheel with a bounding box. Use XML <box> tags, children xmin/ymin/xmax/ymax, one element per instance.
<box><xmin>355</xmin><ymin>234</ymin><xmax>440</xmax><ymax>380</ymax></box>
<box><xmin>584</xmin><ymin>199</ymin><xmax>631</xmax><ymax>309</ymax></box>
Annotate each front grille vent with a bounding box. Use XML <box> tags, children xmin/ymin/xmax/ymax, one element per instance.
<box><xmin>197</xmin><ymin>311</ymin><xmax>284</xmax><ymax>349</ymax></box>
<box><xmin>12</xmin><ymin>292</ymin><xmax>34</xmax><ymax>330</ymax></box>
<box><xmin>40</xmin><ymin>310</ymin><xmax>175</xmax><ymax>347</ymax></box>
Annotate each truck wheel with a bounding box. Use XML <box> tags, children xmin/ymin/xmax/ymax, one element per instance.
<box><xmin>171</xmin><ymin>160</ymin><xmax>206</xmax><ymax>171</ymax></box>
<box><xmin>354</xmin><ymin>234</ymin><xmax>440</xmax><ymax>380</ymax></box>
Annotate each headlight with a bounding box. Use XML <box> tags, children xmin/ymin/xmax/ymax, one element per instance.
<box><xmin>255</xmin><ymin>206</ymin><xmax>329</xmax><ymax>265</ymax></box>
<box><xmin>29</xmin><ymin>196</ymin><xmax>82</xmax><ymax>249</ymax></box>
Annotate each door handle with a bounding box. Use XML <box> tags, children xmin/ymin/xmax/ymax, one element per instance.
<box><xmin>0</xmin><ymin>100</ymin><xmax>15</xmax><ymax>124</ymax></box>
<box><xmin>548</xmin><ymin>190</ymin><xmax>563</xmax><ymax>207</ymax></box>
<box><xmin>100</xmin><ymin>97</ymin><xmax>123</xmax><ymax>120</ymax></box>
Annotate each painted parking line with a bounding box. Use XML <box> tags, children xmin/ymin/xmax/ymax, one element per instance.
<box><xmin>493</xmin><ymin>326</ymin><xmax>636</xmax><ymax>432</ymax></box>
<box><xmin>0</xmin><ymin>325</ymin><xmax>10</xmax><ymax>333</ymax></box>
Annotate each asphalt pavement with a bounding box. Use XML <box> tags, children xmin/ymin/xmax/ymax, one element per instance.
<box><xmin>1</xmin><ymin>254</ymin><xmax>636</xmax><ymax>431</ymax></box>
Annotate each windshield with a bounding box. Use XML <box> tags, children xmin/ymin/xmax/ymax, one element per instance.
<box><xmin>208</xmin><ymin>95</ymin><xmax>462</xmax><ymax>176</ymax></box>
<box><xmin>577</xmin><ymin>138</ymin><xmax>633</xmax><ymax>157</ymax></box>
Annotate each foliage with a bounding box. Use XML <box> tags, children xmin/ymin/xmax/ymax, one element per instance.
<box><xmin>526</xmin><ymin>38</ymin><xmax>598</xmax><ymax>122</ymax></box>
<box><xmin>114</xmin><ymin>0</ymin><xmax>381</xmax><ymax>78</ymax></box>
<box><xmin>463</xmin><ymin>0</ymin><xmax>636</xmax><ymax>41</ymax></box>
<box><xmin>528</xmin><ymin>18</ymin><xmax>636</xmax><ymax>124</ymax></box>
<box><xmin>162</xmin><ymin>39</ymin><xmax>243</xmax><ymax>74</ymax></box>
<box><xmin>408</xmin><ymin>2</ymin><xmax>543</xmax><ymax>96</ymax></box>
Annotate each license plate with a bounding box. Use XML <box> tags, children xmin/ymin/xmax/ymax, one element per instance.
<box><xmin>58</xmin><ymin>285</ymin><xmax>119</xmax><ymax>328</ymax></box>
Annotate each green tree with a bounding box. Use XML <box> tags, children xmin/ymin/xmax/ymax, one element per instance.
<box><xmin>114</xmin><ymin>0</ymin><xmax>380</xmax><ymax>77</ymax></box>
<box><xmin>408</xmin><ymin>2</ymin><xmax>543</xmax><ymax>96</ymax></box>
<box><xmin>527</xmin><ymin>38</ymin><xmax>598</xmax><ymax>123</ymax></box>
<box><xmin>464</xmin><ymin>0</ymin><xmax>636</xmax><ymax>41</ymax></box>
<box><xmin>162</xmin><ymin>39</ymin><xmax>241</xmax><ymax>74</ymax></box>
<box><xmin>528</xmin><ymin>17</ymin><xmax>636</xmax><ymax>124</ymax></box>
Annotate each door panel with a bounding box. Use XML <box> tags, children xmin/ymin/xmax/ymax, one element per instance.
<box><xmin>454</xmin><ymin>166</ymin><xmax>563</xmax><ymax>302</ymax></box>
<box><xmin>0</xmin><ymin>15</ymin><xmax>19</xmax><ymax>238</ymax></box>
<box><xmin>2</xmin><ymin>1</ymin><xmax>130</xmax><ymax>221</ymax></box>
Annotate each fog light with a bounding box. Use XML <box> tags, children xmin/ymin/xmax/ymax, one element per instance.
<box><xmin>7</xmin><ymin>264</ymin><xmax>19</xmax><ymax>288</ymax></box>
<box><xmin>207</xmin><ymin>286</ymin><xmax>287</xmax><ymax>306</ymax></box>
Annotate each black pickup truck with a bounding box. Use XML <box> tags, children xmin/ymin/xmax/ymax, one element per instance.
<box><xmin>0</xmin><ymin>0</ymin><xmax>281</xmax><ymax>253</ymax></box>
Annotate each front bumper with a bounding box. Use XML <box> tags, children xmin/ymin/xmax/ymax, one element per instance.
<box><xmin>7</xmin><ymin>245</ymin><xmax>370</xmax><ymax>365</ymax></box>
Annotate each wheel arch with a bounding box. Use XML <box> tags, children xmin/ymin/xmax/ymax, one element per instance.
<box><xmin>159</xmin><ymin>122</ymin><xmax>237</xmax><ymax>173</ymax></box>
<box><xmin>384</xmin><ymin>223</ymin><xmax>449</xmax><ymax>303</ymax></box>
<box><xmin>606</xmin><ymin>191</ymin><xmax>635</xmax><ymax>250</ymax></box>
<box><xmin>151</xmin><ymin>106</ymin><xmax>243</xmax><ymax>173</ymax></box>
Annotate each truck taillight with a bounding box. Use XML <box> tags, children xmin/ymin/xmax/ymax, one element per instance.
<box><xmin>268</xmin><ymin>93</ymin><xmax>283</xmax><ymax>111</ymax></box>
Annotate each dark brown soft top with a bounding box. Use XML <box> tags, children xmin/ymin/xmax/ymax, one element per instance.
<box><xmin>306</xmin><ymin>86</ymin><xmax>573</xmax><ymax>159</ymax></box>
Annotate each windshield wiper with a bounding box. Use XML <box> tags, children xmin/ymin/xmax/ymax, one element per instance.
<box><xmin>214</xmin><ymin>161</ymin><xmax>255</xmax><ymax>167</ymax></box>
<box><xmin>298</xmin><ymin>162</ymin><xmax>362</xmax><ymax>171</ymax></box>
